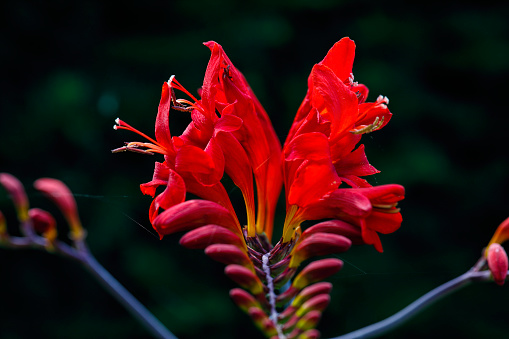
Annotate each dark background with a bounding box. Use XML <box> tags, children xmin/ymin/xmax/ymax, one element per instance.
<box><xmin>1</xmin><ymin>1</ymin><xmax>508</xmax><ymax>338</ymax></box>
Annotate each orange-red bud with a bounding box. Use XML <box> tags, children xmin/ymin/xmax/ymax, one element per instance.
<box><xmin>487</xmin><ymin>217</ymin><xmax>509</xmax><ymax>248</ymax></box>
<box><xmin>295</xmin><ymin>294</ymin><xmax>330</xmax><ymax>318</ymax></box>
<box><xmin>224</xmin><ymin>264</ymin><xmax>264</xmax><ymax>295</ymax></box>
<box><xmin>291</xmin><ymin>282</ymin><xmax>332</xmax><ymax>308</ymax></box>
<box><xmin>487</xmin><ymin>243</ymin><xmax>508</xmax><ymax>286</ymax></box>
<box><xmin>296</xmin><ymin>310</ymin><xmax>322</xmax><ymax>331</ymax></box>
<box><xmin>292</xmin><ymin>258</ymin><xmax>343</xmax><ymax>290</ymax></box>
<box><xmin>28</xmin><ymin>208</ymin><xmax>57</xmax><ymax>245</ymax></box>
<box><xmin>34</xmin><ymin>178</ymin><xmax>84</xmax><ymax>241</ymax></box>
<box><xmin>248</xmin><ymin>307</ymin><xmax>278</xmax><ymax>337</ymax></box>
<box><xmin>0</xmin><ymin>173</ymin><xmax>29</xmax><ymax>222</ymax></box>
<box><xmin>179</xmin><ymin>225</ymin><xmax>244</xmax><ymax>249</ymax></box>
<box><xmin>229</xmin><ymin>288</ymin><xmax>261</xmax><ymax>313</ymax></box>
<box><xmin>289</xmin><ymin>232</ymin><xmax>351</xmax><ymax>268</ymax></box>
<box><xmin>205</xmin><ymin>244</ymin><xmax>252</xmax><ymax>268</ymax></box>
<box><xmin>297</xmin><ymin>328</ymin><xmax>321</xmax><ymax>339</ymax></box>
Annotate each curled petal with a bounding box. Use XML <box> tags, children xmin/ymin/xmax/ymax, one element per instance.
<box><xmin>179</xmin><ymin>225</ymin><xmax>244</xmax><ymax>250</ymax></box>
<box><xmin>148</xmin><ymin>168</ymin><xmax>186</xmax><ymax>222</ymax></box>
<box><xmin>292</xmin><ymin>258</ymin><xmax>343</xmax><ymax>290</ymax></box>
<box><xmin>289</xmin><ymin>233</ymin><xmax>351</xmax><ymax>268</ymax></box>
<box><xmin>0</xmin><ymin>173</ymin><xmax>29</xmax><ymax>222</ymax></box>
<box><xmin>152</xmin><ymin>200</ymin><xmax>241</xmax><ymax>239</ymax></box>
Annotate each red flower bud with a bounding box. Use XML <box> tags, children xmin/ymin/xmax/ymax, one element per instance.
<box><xmin>289</xmin><ymin>232</ymin><xmax>351</xmax><ymax>268</ymax></box>
<box><xmin>224</xmin><ymin>264</ymin><xmax>264</xmax><ymax>295</ymax></box>
<box><xmin>487</xmin><ymin>243</ymin><xmax>508</xmax><ymax>286</ymax></box>
<box><xmin>179</xmin><ymin>225</ymin><xmax>244</xmax><ymax>250</ymax></box>
<box><xmin>229</xmin><ymin>288</ymin><xmax>261</xmax><ymax>313</ymax></box>
<box><xmin>292</xmin><ymin>258</ymin><xmax>343</xmax><ymax>290</ymax></box>
<box><xmin>291</xmin><ymin>282</ymin><xmax>333</xmax><ymax>309</ymax></box>
<box><xmin>296</xmin><ymin>310</ymin><xmax>322</xmax><ymax>331</ymax></box>
<box><xmin>28</xmin><ymin>208</ymin><xmax>57</xmax><ymax>244</ymax></box>
<box><xmin>295</xmin><ymin>294</ymin><xmax>330</xmax><ymax>318</ymax></box>
<box><xmin>0</xmin><ymin>173</ymin><xmax>29</xmax><ymax>222</ymax></box>
<box><xmin>205</xmin><ymin>244</ymin><xmax>252</xmax><ymax>268</ymax></box>
<box><xmin>34</xmin><ymin>178</ymin><xmax>84</xmax><ymax>241</ymax></box>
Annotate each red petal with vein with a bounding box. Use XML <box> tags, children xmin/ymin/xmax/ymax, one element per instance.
<box><xmin>288</xmin><ymin>159</ymin><xmax>340</xmax><ymax>207</ymax></box>
<box><xmin>301</xmin><ymin>220</ymin><xmax>363</xmax><ymax>245</ymax></box>
<box><xmin>154</xmin><ymin>82</ymin><xmax>174</xmax><ymax>152</ymax></box>
<box><xmin>175</xmin><ymin>144</ymin><xmax>215</xmax><ymax>174</ymax></box>
<box><xmin>215</xmin><ymin>112</ymin><xmax>243</xmax><ymax>133</ymax></box>
<box><xmin>310</xmin><ymin>64</ymin><xmax>358</xmax><ymax>138</ymax></box>
<box><xmin>356</xmin><ymin>184</ymin><xmax>405</xmax><ymax>204</ymax></box>
<box><xmin>152</xmin><ymin>200</ymin><xmax>241</xmax><ymax>239</ymax></box>
<box><xmin>193</xmin><ymin>136</ymin><xmax>225</xmax><ymax>186</ymax></box>
<box><xmin>285</xmin><ymin>132</ymin><xmax>331</xmax><ymax>162</ymax></box>
<box><xmin>320</xmin><ymin>37</ymin><xmax>356</xmax><ymax>82</ymax></box>
<box><xmin>357</xmin><ymin>101</ymin><xmax>392</xmax><ymax>130</ymax></box>
<box><xmin>140</xmin><ymin>161</ymin><xmax>169</xmax><ymax>197</ymax></box>
<box><xmin>300</xmin><ymin>189</ymin><xmax>371</xmax><ymax>221</ymax></box>
<box><xmin>335</xmin><ymin>144</ymin><xmax>379</xmax><ymax>178</ymax></box>
<box><xmin>290</xmin><ymin>233</ymin><xmax>351</xmax><ymax>268</ymax></box>
<box><xmin>205</xmin><ymin>244</ymin><xmax>252</xmax><ymax>267</ymax></box>
<box><xmin>179</xmin><ymin>225</ymin><xmax>244</xmax><ymax>249</ymax></box>
<box><xmin>148</xmin><ymin>169</ymin><xmax>186</xmax><ymax>222</ymax></box>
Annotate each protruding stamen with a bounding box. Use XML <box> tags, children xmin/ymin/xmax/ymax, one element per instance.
<box><xmin>350</xmin><ymin>116</ymin><xmax>384</xmax><ymax>135</ymax></box>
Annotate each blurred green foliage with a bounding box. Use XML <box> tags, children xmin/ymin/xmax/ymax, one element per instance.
<box><xmin>1</xmin><ymin>0</ymin><xmax>508</xmax><ymax>338</ymax></box>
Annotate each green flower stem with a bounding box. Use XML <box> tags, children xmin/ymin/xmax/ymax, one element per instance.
<box><xmin>329</xmin><ymin>270</ymin><xmax>495</xmax><ymax>339</ymax></box>
<box><xmin>79</xmin><ymin>249</ymin><xmax>177</xmax><ymax>339</ymax></box>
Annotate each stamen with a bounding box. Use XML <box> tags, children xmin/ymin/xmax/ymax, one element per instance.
<box><xmin>350</xmin><ymin>116</ymin><xmax>384</xmax><ymax>135</ymax></box>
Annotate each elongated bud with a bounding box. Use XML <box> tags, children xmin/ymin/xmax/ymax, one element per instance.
<box><xmin>292</xmin><ymin>258</ymin><xmax>343</xmax><ymax>290</ymax></box>
<box><xmin>0</xmin><ymin>210</ymin><xmax>7</xmax><ymax>239</ymax></box>
<box><xmin>205</xmin><ymin>244</ymin><xmax>252</xmax><ymax>268</ymax></box>
<box><xmin>289</xmin><ymin>233</ymin><xmax>351</xmax><ymax>268</ymax></box>
<box><xmin>487</xmin><ymin>243</ymin><xmax>508</xmax><ymax>286</ymax></box>
<box><xmin>28</xmin><ymin>208</ymin><xmax>58</xmax><ymax>245</ymax></box>
<box><xmin>33</xmin><ymin>178</ymin><xmax>85</xmax><ymax>241</ymax></box>
<box><xmin>224</xmin><ymin>264</ymin><xmax>264</xmax><ymax>295</ymax></box>
<box><xmin>295</xmin><ymin>294</ymin><xmax>330</xmax><ymax>318</ymax></box>
<box><xmin>301</xmin><ymin>219</ymin><xmax>363</xmax><ymax>244</ymax></box>
<box><xmin>179</xmin><ymin>225</ymin><xmax>245</xmax><ymax>249</ymax></box>
<box><xmin>248</xmin><ymin>307</ymin><xmax>278</xmax><ymax>337</ymax></box>
<box><xmin>0</xmin><ymin>173</ymin><xmax>29</xmax><ymax>222</ymax></box>
<box><xmin>297</xmin><ymin>329</ymin><xmax>321</xmax><ymax>339</ymax></box>
<box><xmin>296</xmin><ymin>310</ymin><xmax>322</xmax><ymax>331</ymax></box>
<box><xmin>229</xmin><ymin>288</ymin><xmax>262</xmax><ymax>313</ymax></box>
<box><xmin>291</xmin><ymin>282</ymin><xmax>332</xmax><ymax>309</ymax></box>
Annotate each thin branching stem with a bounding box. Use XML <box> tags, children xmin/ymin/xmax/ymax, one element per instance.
<box><xmin>329</xmin><ymin>270</ymin><xmax>496</xmax><ymax>339</ymax></box>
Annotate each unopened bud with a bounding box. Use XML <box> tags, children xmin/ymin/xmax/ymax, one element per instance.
<box><xmin>33</xmin><ymin>178</ymin><xmax>84</xmax><ymax>241</ymax></box>
<box><xmin>205</xmin><ymin>244</ymin><xmax>252</xmax><ymax>268</ymax></box>
<box><xmin>179</xmin><ymin>225</ymin><xmax>245</xmax><ymax>250</ymax></box>
<box><xmin>0</xmin><ymin>173</ymin><xmax>29</xmax><ymax>222</ymax></box>
<box><xmin>487</xmin><ymin>243</ymin><xmax>508</xmax><ymax>286</ymax></box>
<box><xmin>296</xmin><ymin>310</ymin><xmax>322</xmax><ymax>331</ymax></box>
<box><xmin>297</xmin><ymin>328</ymin><xmax>321</xmax><ymax>339</ymax></box>
<box><xmin>225</xmin><ymin>264</ymin><xmax>264</xmax><ymax>295</ymax></box>
<box><xmin>289</xmin><ymin>232</ymin><xmax>351</xmax><ymax>268</ymax></box>
<box><xmin>292</xmin><ymin>258</ymin><xmax>343</xmax><ymax>290</ymax></box>
<box><xmin>229</xmin><ymin>288</ymin><xmax>262</xmax><ymax>313</ymax></box>
<box><xmin>28</xmin><ymin>208</ymin><xmax>57</xmax><ymax>245</ymax></box>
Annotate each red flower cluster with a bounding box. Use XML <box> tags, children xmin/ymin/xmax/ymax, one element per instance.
<box><xmin>114</xmin><ymin>38</ymin><xmax>404</xmax><ymax>338</ymax></box>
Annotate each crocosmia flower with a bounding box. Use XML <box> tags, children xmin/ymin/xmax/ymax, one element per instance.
<box><xmin>114</xmin><ymin>37</ymin><xmax>405</xmax><ymax>338</ymax></box>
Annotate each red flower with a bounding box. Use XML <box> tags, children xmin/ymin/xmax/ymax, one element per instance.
<box><xmin>114</xmin><ymin>37</ymin><xmax>405</xmax><ymax>337</ymax></box>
